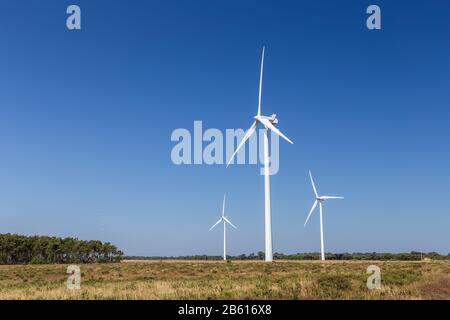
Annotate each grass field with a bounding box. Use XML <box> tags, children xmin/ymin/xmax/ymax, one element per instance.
<box><xmin>0</xmin><ymin>260</ymin><xmax>448</xmax><ymax>300</ymax></box>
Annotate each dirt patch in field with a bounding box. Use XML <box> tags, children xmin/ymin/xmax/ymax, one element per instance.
<box><xmin>417</xmin><ymin>275</ymin><xmax>450</xmax><ymax>299</ymax></box>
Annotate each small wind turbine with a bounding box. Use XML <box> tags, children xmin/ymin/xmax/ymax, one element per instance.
<box><xmin>209</xmin><ymin>194</ymin><xmax>237</xmax><ymax>260</ymax></box>
<box><xmin>304</xmin><ymin>171</ymin><xmax>343</xmax><ymax>261</ymax></box>
<box><xmin>227</xmin><ymin>47</ymin><xmax>293</xmax><ymax>262</ymax></box>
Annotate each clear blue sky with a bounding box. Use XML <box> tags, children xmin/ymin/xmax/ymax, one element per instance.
<box><xmin>0</xmin><ymin>1</ymin><xmax>449</xmax><ymax>256</ymax></box>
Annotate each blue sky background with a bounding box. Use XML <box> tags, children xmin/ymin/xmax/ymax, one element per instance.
<box><xmin>0</xmin><ymin>1</ymin><xmax>449</xmax><ymax>256</ymax></box>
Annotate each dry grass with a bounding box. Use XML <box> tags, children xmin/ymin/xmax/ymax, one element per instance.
<box><xmin>0</xmin><ymin>260</ymin><xmax>448</xmax><ymax>300</ymax></box>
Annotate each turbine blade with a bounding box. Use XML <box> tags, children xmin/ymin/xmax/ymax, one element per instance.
<box><xmin>257</xmin><ymin>47</ymin><xmax>265</xmax><ymax>117</ymax></box>
<box><xmin>322</xmin><ymin>196</ymin><xmax>344</xmax><ymax>200</ymax></box>
<box><xmin>222</xmin><ymin>194</ymin><xmax>226</xmax><ymax>217</ymax></box>
<box><xmin>226</xmin><ymin>121</ymin><xmax>257</xmax><ymax>166</ymax></box>
<box><xmin>209</xmin><ymin>218</ymin><xmax>222</xmax><ymax>231</ymax></box>
<box><xmin>304</xmin><ymin>200</ymin><xmax>318</xmax><ymax>227</ymax></box>
<box><xmin>223</xmin><ymin>217</ymin><xmax>237</xmax><ymax>229</ymax></box>
<box><xmin>258</xmin><ymin>118</ymin><xmax>293</xmax><ymax>144</ymax></box>
<box><xmin>309</xmin><ymin>170</ymin><xmax>318</xmax><ymax>197</ymax></box>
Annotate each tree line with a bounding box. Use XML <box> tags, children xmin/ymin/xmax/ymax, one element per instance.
<box><xmin>272</xmin><ymin>251</ymin><xmax>450</xmax><ymax>261</ymax></box>
<box><xmin>125</xmin><ymin>251</ymin><xmax>450</xmax><ymax>261</ymax></box>
<box><xmin>0</xmin><ymin>233</ymin><xmax>123</xmax><ymax>264</ymax></box>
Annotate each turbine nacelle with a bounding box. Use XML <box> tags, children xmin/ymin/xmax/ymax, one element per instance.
<box><xmin>254</xmin><ymin>114</ymin><xmax>278</xmax><ymax>124</ymax></box>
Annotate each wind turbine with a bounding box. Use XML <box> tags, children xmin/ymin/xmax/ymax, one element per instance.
<box><xmin>227</xmin><ymin>47</ymin><xmax>294</xmax><ymax>262</ymax></box>
<box><xmin>304</xmin><ymin>171</ymin><xmax>343</xmax><ymax>261</ymax></box>
<box><xmin>209</xmin><ymin>194</ymin><xmax>237</xmax><ymax>261</ymax></box>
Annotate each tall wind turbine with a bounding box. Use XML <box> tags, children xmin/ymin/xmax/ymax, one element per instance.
<box><xmin>304</xmin><ymin>171</ymin><xmax>343</xmax><ymax>261</ymax></box>
<box><xmin>227</xmin><ymin>47</ymin><xmax>294</xmax><ymax>262</ymax></box>
<box><xmin>209</xmin><ymin>194</ymin><xmax>237</xmax><ymax>260</ymax></box>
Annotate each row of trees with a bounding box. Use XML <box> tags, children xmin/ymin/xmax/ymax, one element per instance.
<box><xmin>125</xmin><ymin>251</ymin><xmax>450</xmax><ymax>261</ymax></box>
<box><xmin>0</xmin><ymin>234</ymin><xmax>123</xmax><ymax>264</ymax></box>
<box><xmin>273</xmin><ymin>251</ymin><xmax>449</xmax><ymax>261</ymax></box>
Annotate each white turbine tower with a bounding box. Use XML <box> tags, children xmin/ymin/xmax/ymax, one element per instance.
<box><xmin>227</xmin><ymin>47</ymin><xmax>293</xmax><ymax>262</ymax></box>
<box><xmin>209</xmin><ymin>194</ymin><xmax>237</xmax><ymax>261</ymax></box>
<box><xmin>304</xmin><ymin>171</ymin><xmax>344</xmax><ymax>261</ymax></box>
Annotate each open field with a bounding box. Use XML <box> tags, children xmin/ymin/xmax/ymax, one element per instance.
<box><xmin>0</xmin><ymin>260</ymin><xmax>448</xmax><ymax>300</ymax></box>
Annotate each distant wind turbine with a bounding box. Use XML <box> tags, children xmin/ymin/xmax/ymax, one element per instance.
<box><xmin>304</xmin><ymin>171</ymin><xmax>344</xmax><ymax>261</ymax></box>
<box><xmin>227</xmin><ymin>47</ymin><xmax>293</xmax><ymax>262</ymax></box>
<box><xmin>209</xmin><ymin>194</ymin><xmax>237</xmax><ymax>260</ymax></box>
